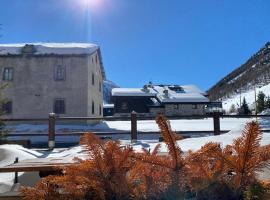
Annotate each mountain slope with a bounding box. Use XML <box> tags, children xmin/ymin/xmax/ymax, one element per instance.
<box><xmin>208</xmin><ymin>42</ymin><xmax>270</xmax><ymax>101</ymax></box>
<box><xmin>103</xmin><ymin>80</ymin><xmax>119</xmax><ymax>104</ymax></box>
<box><xmin>222</xmin><ymin>83</ymin><xmax>270</xmax><ymax>112</ymax></box>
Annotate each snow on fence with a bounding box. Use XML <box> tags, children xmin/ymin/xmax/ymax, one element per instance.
<box><xmin>1</xmin><ymin>112</ymin><xmax>270</xmax><ymax>149</ymax></box>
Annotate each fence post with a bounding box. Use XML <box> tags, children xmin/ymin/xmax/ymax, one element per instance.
<box><xmin>48</xmin><ymin>113</ymin><xmax>56</xmax><ymax>150</ymax></box>
<box><xmin>14</xmin><ymin>157</ymin><xmax>18</xmax><ymax>184</ymax></box>
<box><xmin>131</xmin><ymin>111</ymin><xmax>137</xmax><ymax>143</ymax></box>
<box><xmin>213</xmin><ymin>112</ymin><xmax>221</xmax><ymax>135</ymax></box>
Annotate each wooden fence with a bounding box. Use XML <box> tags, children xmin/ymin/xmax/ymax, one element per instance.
<box><xmin>1</xmin><ymin>112</ymin><xmax>270</xmax><ymax>149</ymax></box>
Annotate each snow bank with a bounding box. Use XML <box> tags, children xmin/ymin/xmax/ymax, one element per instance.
<box><xmin>261</xmin><ymin>109</ymin><xmax>270</xmax><ymax>115</ymax></box>
<box><xmin>0</xmin><ymin>144</ymin><xmax>88</xmax><ymax>193</ymax></box>
<box><xmin>0</xmin><ymin>145</ymin><xmax>42</xmax><ymax>193</ymax></box>
<box><xmin>0</xmin><ymin>117</ymin><xmax>268</xmax><ymax>193</ymax></box>
<box><xmin>129</xmin><ymin>118</ymin><xmax>270</xmax><ymax>153</ymax></box>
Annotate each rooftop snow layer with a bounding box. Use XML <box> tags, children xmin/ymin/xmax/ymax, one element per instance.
<box><xmin>152</xmin><ymin>85</ymin><xmax>209</xmax><ymax>103</ymax></box>
<box><xmin>111</xmin><ymin>84</ymin><xmax>209</xmax><ymax>103</ymax></box>
<box><xmin>0</xmin><ymin>43</ymin><xmax>106</xmax><ymax>79</ymax></box>
<box><xmin>0</xmin><ymin>43</ymin><xmax>99</xmax><ymax>55</ymax></box>
<box><xmin>181</xmin><ymin>85</ymin><xmax>206</xmax><ymax>95</ymax></box>
<box><xmin>162</xmin><ymin>93</ymin><xmax>210</xmax><ymax>103</ymax></box>
<box><xmin>112</xmin><ymin>88</ymin><xmax>157</xmax><ymax>97</ymax></box>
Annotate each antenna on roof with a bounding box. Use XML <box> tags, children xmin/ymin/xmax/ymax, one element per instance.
<box><xmin>163</xmin><ymin>89</ymin><xmax>169</xmax><ymax>98</ymax></box>
<box><xmin>143</xmin><ymin>85</ymin><xmax>150</xmax><ymax>93</ymax></box>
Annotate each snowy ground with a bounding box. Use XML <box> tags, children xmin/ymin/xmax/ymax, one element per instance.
<box><xmin>5</xmin><ymin>118</ymin><xmax>251</xmax><ymax>133</ymax></box>
<box><xmin>222</xmin><ymin>83</ymin><xmax>270</xmax><ymax>112</ymax></box>
<box><xmin>0</xmin><ymin>117</ymin><xmax>269</xmax><ymax>193</ymax></box>
<box><xmin>4</xmin><ymin>118</ymin><xmax>252</xmax><ymax>147</ymax></box>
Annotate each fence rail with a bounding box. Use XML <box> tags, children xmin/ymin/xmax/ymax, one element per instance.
<box><xmin>2</xmin><ymin>114</ymin><xmax>270</xmax><ymax>122</ymax></box>
<box><xmin>1</xmin><ymin>112</ymin><xmax>270</xmax><ymax>149</ymax></box>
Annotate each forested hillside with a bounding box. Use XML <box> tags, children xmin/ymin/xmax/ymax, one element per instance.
<box><xmin>208</xmin><ymin>42</ymin><xmax>270</xmax><ymax>101</ymax></box>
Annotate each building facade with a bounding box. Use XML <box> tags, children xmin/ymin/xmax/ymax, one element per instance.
<box><xmin>0</xmin><ymin>43</ymin><xmax>105</xmax><ymax>118</ymax></box>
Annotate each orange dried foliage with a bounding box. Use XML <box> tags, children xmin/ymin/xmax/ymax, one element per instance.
<box><xmin>22</xmin><ymin>133</ymin><xmax>134</xmax><ymax>200</ymax></box>
<box><xmin>130</xmin><ymin>115</ymin><xmax>187</xmax><ymax>199</ymax></box>
<box><xmin>22</xmin><ymin>116</ymin><xmax>270</xmax><ymax>200</ymax></box>
<box><xmin>187</xmin><ymin>121</ymin><xmax>270</xmax><ymax>198</ymax></box>
<box><xmin>186</xmin><ymin>142</ymin><xmax>225</xmax><ymax>191</ymax></box>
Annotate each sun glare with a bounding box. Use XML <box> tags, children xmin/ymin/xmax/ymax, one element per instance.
<box><xmin>81</xmin><ymin>0</ymin><xmax>101</xmax><ymax>8</ymax></box>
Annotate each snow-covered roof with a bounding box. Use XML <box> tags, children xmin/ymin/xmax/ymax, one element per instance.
<box><xmin>112</xmin><ymin>88</ymin><xmax>157</xmax><ymax>97</ymax></box>
<box><xmin>161</xmin><ymin>93</ymin><xmax>209</xmax><ymax>103</ymax></box>
<box><xmin>0</xmin><ymin>43</ymin><xmax>106</xmax><ymax>78</ymax></box>
<box><xmin>151</xmin><ymin>85</ymin><xmax>209</xmax><ymax>103</ymax></box>
<box><xmin>181</xmin><ymin>85</ymin><xmax>206</xmax><ymax>95</ymax></box>
<box><xmin>103</xmin><ymin>104</ymin><xmax>114</xmax><ymax>108</ymax></box>
<box><xmin>112</xmin><ymin>84</ymin><xmax>209</xmax><ymax>103</ymax></box>
<box><xmin>0</xmin><ymin>43</ymin><xmax>99</xmax><ymax>55</ymax></box>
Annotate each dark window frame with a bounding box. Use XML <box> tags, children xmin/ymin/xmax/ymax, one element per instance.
<box><xmin>99</xmin><ymin>104</ymin><xmax>102</xmax><ymax>115</ymax></box>
<box><xmin>54</xmin><ymin>98</ymin><xmax>66</xmax><ymax>114</ymax></box>
<box><xmin>2</xmin><ymin>101</ymin><xmax>12</xmax><ymax>114</ymax></box>
<box><xmin>92</xmin><ymin>101</ymin><xmax>95</xmax><ymax>115</ymax></box>
<box><xmin>2</xmin><ymin>67</ymin><xmax>14</xmax><ymax>81</ymax></box>
<box><xmin>121</xmin><ymin>102</ymin><xmax>128</xmax><ymax>110</ymax></box>
<box><xmin>192</xmin><ymin>104</ymin><xmax>198</xmax><ymax>109</ymax></box>
<box><xmin>96</xmin><ymin>54</ymin><xmax>98</xmax><ymax>64</ymax></box>
<box><xmin>54</xmin><ymin>65</ymin><xmax>66</xmax><ymax>81</ymax></box>
<box><xmin>92</xmin><ymin>73</ymin><xmax>95</xmax><ymax>86</ymax></box>
<box><xmin>99</xmin><ymin>81</ymin><xmax>102</xmax><ymax>92</ymax></box>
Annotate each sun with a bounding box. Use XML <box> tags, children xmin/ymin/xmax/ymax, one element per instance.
<box><xmin>81</xmin><ymin>0</ymin><xmax>101</xmax><ymax>8</ymax></box>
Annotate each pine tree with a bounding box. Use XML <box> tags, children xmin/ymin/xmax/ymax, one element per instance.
<box><xmin>257</xmin><ymin>92</ymin><xmax>266</xmax><ymax>113</ymax></box>
<box><xmin>240</xmin><ymin>97</ymin><xmax>251</xmax><ymax>115</ymax></box>
<box><xmin>265</xmin><ymin>96</ymin><xmax>270</xmax><ymax>109</ymax></box>
<box><xmin>229</xmin><ymin>104</ymin><xmax>236</xmax><ymax>114</ymax></box>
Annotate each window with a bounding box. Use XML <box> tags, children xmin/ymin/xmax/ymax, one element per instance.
<box><xmin>96</xmin><ymin>54</ymin><xmax>98</xmax><ymax>64</ymax></box>
<box><xmin>99</xmin><ymin>104</ymin><xmax>102</xmax><ymax>115</ymax></box>
<box><xmin>173</xmin><ymin>104</ymin><xmax>179</xmax><ymax>109</ymax></box>
<box><xmin>54</xmin><ymin>99</ymin><xmax>65</xmax><ymax>114</ymax></box>
<box><xmin>121</xmin><ymin>102</ymin><xmax>128</xmax><ymax>110</ymax></box>
<box><xmin>92</xmin><ymin>73</ymin><xmax>95</xmax><ymax>85</ymax></box>
<box><xmin>92</xmin><ymin>101</ymin><xmax>95</xmax><ymax>114</ymax></box>
<box><xmin>54</xmin><ymin>65</ymin><xmax>66</xmax><ymax>81</ymax></box>
<box><xmin>3</xmin><ymin>67</ymin><xmax>14</xmax><ymax>81</ymax></box>
<box><xmin>2</xmin><ymin>101</ymin><xmax>12</xmax><ymax>114</ymax></box>
<box><xmin>99</xmin><ymin>81</ymin><xmax>102</xmax><ymax>92</ymax></box>
<box><xmin>192</xmin><ymin>104</ymin><xmax>198</xmax><ymax>109</ymax></box>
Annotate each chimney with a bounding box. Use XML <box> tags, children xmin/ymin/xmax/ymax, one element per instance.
<box><xmin>163</xmin><ymin>89</ymin><xmax>169</xmax><ymax>98</ymax></box>
<box><xmin>143</xmin><ymin>85</ymin><xmax>150</xmax><ymax>93</ymax></box>
<box><xmin>21</xmin><ymin>44</ymin><xmax>36</xmax><ymax>54</ymax></box>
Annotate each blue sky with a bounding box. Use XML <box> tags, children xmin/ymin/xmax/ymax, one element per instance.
<box><xmin>0</xmin><ymin>0</ymin><xmax>270</xmax><ymax>90</ymax></box>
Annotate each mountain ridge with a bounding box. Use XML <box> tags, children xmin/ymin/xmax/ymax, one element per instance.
<box><xmin>208</xmin><ymin>42</ymin><xmax>270</xmax><ymax>101</ymax></box>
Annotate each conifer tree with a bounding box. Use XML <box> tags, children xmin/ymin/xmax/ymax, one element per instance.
<box><xmin>265</xmin><ymin>96</ymin><xmax>270</xmax><ymax>109</ymax></box>
<box><xmin>240</xmin><ymin>97</ymin><xmax>251</xmax><ymax>115</ymax></box>
<box><xmin>229</xmin><ymin>104</ymin><xmax>236</xmax><ymax>114</ymax></box>
<box><xmin>257</xmin><ymin>92</ymin><xmax>266</xmax><ymax>113</ymax></box>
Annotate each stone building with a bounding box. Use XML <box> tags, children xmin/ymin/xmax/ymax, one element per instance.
<box><xmin>0</xmin><ymin>43</ymin><xmax>105</xmax><ymax>118</ymax></box>
<box><xmin>111</xmin><ymin>84</ymin><xmax>210</xmax><ymax>117</ymax></box>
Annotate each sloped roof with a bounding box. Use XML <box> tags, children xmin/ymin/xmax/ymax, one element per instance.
<box><xmin>112</xmin><ymin>84</ymin><xmax>209</xmax><ymax>103</ymax></box>
<box><xmin>0</xmin><ymin>43</ymin><xmax>99</xmax><ymax>55</ymax></box>
<box><xmin>0</xmin><ymin>43</ymin><xmax>106</xmax><ymax>78</ymax></box>
<box><xmin>112</xmin><ymin>88</ymin><xmax>157</xmax><ymax>97</ymax></box>
<box><xmin>152</xmin><ymin>85</ymin><xmax>209</xmax><ymax>103</ymax></box>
